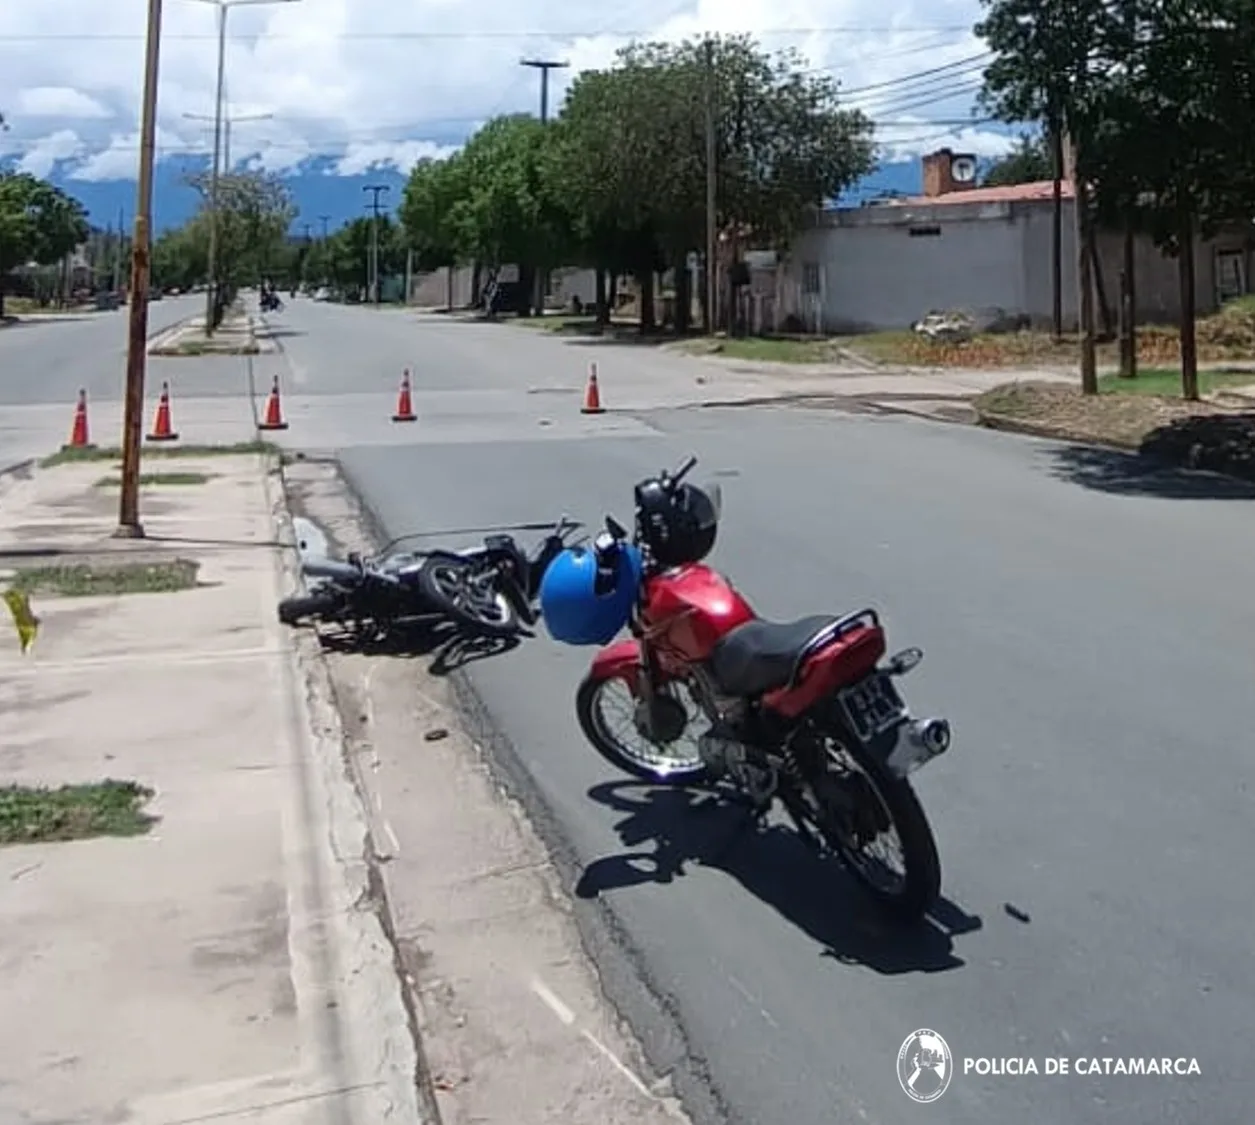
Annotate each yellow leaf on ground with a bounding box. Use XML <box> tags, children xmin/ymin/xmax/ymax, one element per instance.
<box><xmin>2</xmin><ymin>588</ymin><xmax>40</xmax><ymax>654</ymax></box>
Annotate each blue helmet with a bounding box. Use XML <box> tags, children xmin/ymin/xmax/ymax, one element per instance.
<box><xmin>538</xmin><ymin>541</ymin><xmax>644</xmax><ymax>646</ymax></box>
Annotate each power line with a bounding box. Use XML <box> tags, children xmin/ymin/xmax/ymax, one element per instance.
<box><xmin>0</xmin><ymin>24</ymin><xmax>977</xmax><ymax>43</ymax></box>
<box><xmin>838</xmin><ymin>52</ymin><xmax>992</xmax><ymax>96</ymax></box>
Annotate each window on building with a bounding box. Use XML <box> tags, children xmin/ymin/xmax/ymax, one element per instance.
<box><xmin>802</xmin><ymin>262</ymin><xmax>821</xmax><ymax>294</ymax></box>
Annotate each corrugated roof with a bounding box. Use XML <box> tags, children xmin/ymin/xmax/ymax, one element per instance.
<box><xmin>891</xmin><ymin>179</ymin><xmax>1076</xmax><ymax>206</ymax></box>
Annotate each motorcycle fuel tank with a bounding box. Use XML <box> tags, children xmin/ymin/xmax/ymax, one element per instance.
<box><xmin>641</xmin><ymin>563</ymin><xmax>755</xmax><ymax>662</ymax></box>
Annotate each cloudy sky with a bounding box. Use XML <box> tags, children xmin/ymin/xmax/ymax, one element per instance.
<box><xmin>0</xmin><ymin>0</ymin><xmax>1013</xmax><ymax>183</ymax></box>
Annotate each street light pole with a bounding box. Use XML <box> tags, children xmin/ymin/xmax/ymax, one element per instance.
<box><xmin>363</xmin><ymin>184</ymin><xmax>389</xmax><ymax>303</ymax></box>
<box><xmin>520</xmin><ymin>58</ymin><xmax>568</xmax><ymax>316</ymax></box>
<box><xmin>187</xmin><ymin>0</ymin><xmax>298</xmax><ymax>337</ymax></box>
<box><xmin>115</xmin><ymin>0</ymin><xmax>165</xmax><ymax>539</ymax></box>
<box><xmin>184</xmin><ymin>108</ymin><xmax>273</xmax><ymax>175</ymax></box>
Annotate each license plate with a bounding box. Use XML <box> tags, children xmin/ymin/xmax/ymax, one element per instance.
<box><xmin>839</xmin><ymin>674</ymin><xmax>908</xmax><ymax>742</ymax></box>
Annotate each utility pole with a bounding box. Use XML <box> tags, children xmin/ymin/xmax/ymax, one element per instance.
<box><xmin>318</xmin><ymin>215</ymin><xmax>331</xmax><ymax>240</ymax></box>
<box><xmin>188</xmin><ymin>0</ymin><xmax>298</xmax><ymax>337</ymax></box>
<box><xmin>1067</xmin><ymin>128</ymin><xmax>1097</xmax><ymax>396</ymax></box>
<box><xmin>703</xmin><ymin>38</ymin><xmax>717</xmax><ymax>335</ymax></box>
<box><xmin>112</xmin><ymin>205</ymin><xmax>125</xmax><ymax>292</ymax></box>
<box><xmin>363</xmin><ymin>184</ymin><xmax>390</xmax><ymax>303</ymax></box>
<box><xmin>184</xmin><ymin>108</ymin><xmax>272</xmax><ymax>175</ymax></box>
<box><xmin>521</xmin><ymin>57</ymin><xmax>568</xmax><ymax>316</ymax></box>
<box><xmin>116</xmin><ymin>0</ymin><xmax>165</xmax><ymax>539</ymax></box>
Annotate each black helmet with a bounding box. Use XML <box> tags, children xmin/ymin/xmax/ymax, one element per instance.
<box><xmin>634</xmin><ymin>478</ymin><xmax>720</xmax><ymax>568</ymax></box>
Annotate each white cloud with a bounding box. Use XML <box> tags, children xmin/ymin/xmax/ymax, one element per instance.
<box><xmin>17</xmin><ymin>86</ymin><xmax>112</xmax><ymax>119</ymax></box>
<box><xmin>16</xmin><ymin>129</ymin><xmax>85</xmax><ymax>177</ymax></box>
<box><xmin>0</xmin><ymin>0</ymin><xmax>1003</xmax><ymax>180</ymax></box>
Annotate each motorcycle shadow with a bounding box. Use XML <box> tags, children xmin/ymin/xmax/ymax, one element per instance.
<box><xmin>575</xmin><ymin>780</ymin><xmax>982</xmax><ymax>975</ymax></box>
<box><xmin>315</xmin><ymin>618</ymin><xmax>522</xmax><ymax>675</ymax></box>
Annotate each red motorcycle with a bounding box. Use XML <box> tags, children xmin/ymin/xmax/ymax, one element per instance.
<box><xmin>570</xmin><ymin>456</ymin><xmax>951</xmax><ymax>922</ymax></box>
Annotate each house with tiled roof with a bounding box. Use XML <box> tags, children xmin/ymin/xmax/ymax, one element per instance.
<box><xmin>764</xmin><ymin>148</ymin><xmax>1252</xmax><ymax>335</ymax></box>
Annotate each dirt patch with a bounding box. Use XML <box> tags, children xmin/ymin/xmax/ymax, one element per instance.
<box><xmin>848</xmin><ymin>300</ymin><xmax>1255</xmax><ymax>370</ymax></box>
<box><xmin>974</xmin><ymin>381</ymin><xmax>1255</xmax><ymax>480</ymax></box>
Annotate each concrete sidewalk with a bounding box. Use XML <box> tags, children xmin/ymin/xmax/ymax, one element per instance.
<box><xmin>0</xmin><ymin>452</ymin><xmax>419</xmax><ymax>1124</ymax></box>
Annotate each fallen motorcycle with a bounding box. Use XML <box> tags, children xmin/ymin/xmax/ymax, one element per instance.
<box><xmin>279</xmin><ymin>515</ymin><xmax>582</xmax><ymax>638</ymax></box>
<box><xmin>538</xmin><ymin>457</ymin><xmax>951</xmax><ymax>922</ymax></box>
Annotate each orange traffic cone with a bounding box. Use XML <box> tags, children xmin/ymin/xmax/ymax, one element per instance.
<box><xmin>146</xmin><ymin>382</ymin><xmax>179</xmax><ymax>442</ymax></box>
<box><xmin>258</xmin><ymin>375</ymin><xmax>289</xmax><ymax>431</ymax></box>
<box><xmin>581</xmin><ymin>363</ymin><xmax>605</xmax><ymax>415</ymax></box>
<box><xmin>392</xmin><ymin>369</ymin><xmax>417</xmax><ymax>422</ymax></box>
<box><xmin>65</xmin><ymin>389</ymin><xmax>94</xmax><ymax>449</ymax></box>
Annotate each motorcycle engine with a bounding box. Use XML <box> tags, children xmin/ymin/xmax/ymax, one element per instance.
<box><xmin>697</xmin><ymin>709</ymin><xmax>776</xmax><ymax>804</ymax></box>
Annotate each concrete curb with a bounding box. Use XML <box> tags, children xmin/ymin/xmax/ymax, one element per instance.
<box><xmin>265</xmin><ymin>456</ymin><xmax>437</xmax><ymax>1124</ymax></box>
<box><xmin>148</xmin><ymin>313</ymin><xmax>260</xmax><ymax>356</ymax></box>
<box><xmin>975</xmin><ymin>409</ymin><xmax>1140</xmax><ymax>451</ymax></box>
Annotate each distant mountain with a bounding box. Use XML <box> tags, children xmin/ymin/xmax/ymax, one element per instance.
<box><xmin>21</xmin><ymin>152</ymin><xmax>972</xmax><ymax>237</ymax></box>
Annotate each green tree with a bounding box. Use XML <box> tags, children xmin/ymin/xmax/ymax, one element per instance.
<box><xmin>400</xmin><ymin>155</ymin><xmax>467</xmax><ymax>272</ymax></box>
<box><xmin>976</xmin><ymin>0</ymin><xmax>1115</xmax><ymax>360</ymax></box>
<box><xmin>0</xmin><ymin>171</ymin><xmax>89</xmax><ymax>317</ymax></box>
<box><xmin>151</xmin><ymin>224</ymin><xmax>207</xmax><ymax>293</ymax></box>
<box><xmin>983</xmin><ymin>132</ymin><xmax>1053</xmax><ymax>185</ymax></box>
<box><xmin>1086</xmin><ymin>0</ymin><xmax>1255</xmax><ymax>399</ymax></box>
<box><xmin>183</xmin><ymin>169</ymin><xmax>297</xmax><ymax>308</ymax></box>
<box><xmin>556</xmin><ymin>35</ymin><xmax>874</xmax><ymax>332</ymax></box>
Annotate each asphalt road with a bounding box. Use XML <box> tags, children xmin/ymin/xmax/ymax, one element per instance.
<box><xmin>0</xmin><ymin>295</ymin><xmax>200</xmax><ymax>406</ymax></box>
<box><xmin>282</xmin><ymin>299</ymin><xmax>1254</xmax><ymax>1125</ymax></box>
<box><xmin>0</xmin><ymin>294</ymin><xmax>259</xmax><ymax>471</ymax></box>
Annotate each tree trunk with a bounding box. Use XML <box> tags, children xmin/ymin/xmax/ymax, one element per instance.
<box><xmin>471</xmin><ymin>261</ymin><xmax>482</xmax><ymax>307</ymax></box>
<box><xmin>674</xmin><ymin>262</ymin><xmax>692</xmax><ymax>334</ymax></box>
<box><xmin>1050</xmin><ymin>124</ymin><xmax>1064</xmax><ymax>341</ymax></box>
<box><xmin>1177</xmin><ymin>216</ymin><xmax>1198</xmax><ymax>401</ymax></box>
<box><xmin>594</xmin><ymin>268</ymin><xmax>608</xmax><ymax>325</ymax></box>
<box><xmin>1118</xmin><ymin>224</ymin><xmax>1137</xmax><ymax>378</ymax></box>
<box><xmin>608</xmin><ymin>272</ymin><xmax>618</xmax><ymax>319</ymax></box>
<box><xmin>1089</xmin><ymin>239</ymin><xmax>1112</xmax><ymax>339</ymax></box>
<box><xmin>1074</xmin><ymin>161</ymin><xmax>1098</xmax><ymax>395</ymax></box>
<box><xmin>638</xmin><ymin>270</ymin><xmax>655</xmax><ymax>333</ymax></box>
<box><xmin>445</xmin><ymin>264</ymin><xmax>453</xmax><ymax>312</ymax></box>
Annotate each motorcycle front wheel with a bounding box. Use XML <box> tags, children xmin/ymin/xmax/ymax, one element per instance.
<box><xmin>803</xmin><ymin>730</ymin><xmax>941</xmax><ymax>923</ymax></box>
<box><xmin>575</xmin><ymin>674</ymin><xmax>710</xmax><ymax>783</ymax></box>
<box><xmin>277</xmin><ymin>589</ymin><xmax>342</xmax><ymax>625</ymax></box>
<box><xmin>417</xmin><ymin>557</ymin><xmax>521</xmax><ymax>638</ymax></box>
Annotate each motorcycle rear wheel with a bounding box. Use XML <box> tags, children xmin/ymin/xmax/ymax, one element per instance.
<box><xmin>575</xmin><ymin>674</ymin><xmax>709</xmax><ymax>783</ymax></box>
<box><xmin>808</xmin><ymin>733</ymin><xmax>941</xmax><ymax>923</ymax></box>
<box><xmin>417</xmin><ymin>557</ymin><xmax>521</xmax><ymax>638</ymax></box>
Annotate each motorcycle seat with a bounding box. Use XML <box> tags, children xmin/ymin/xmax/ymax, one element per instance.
<box><xmin>708</xmin><ymin>614</ymin><xmax>839</xmax><ymax>696</ymax></box>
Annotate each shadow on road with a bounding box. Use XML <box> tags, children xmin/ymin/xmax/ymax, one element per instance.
<box><xmin>1044</xmin><ymin>444</ymin><xmax>1255</xmax><ymax>499</ymax></box>
<box><xmin>257</xmin><ymin>328</ymin><xmax>305</xmax><ymax>340</ymax></box>
<box><xmin>314</xmin><ymin>618</ymin><xmax>522</xmax><ymax>673</ymax></box>
<box><xmin>575</xmin><ymin>780</ymin><xmax>982</xmax><ymax>974</ymax></box>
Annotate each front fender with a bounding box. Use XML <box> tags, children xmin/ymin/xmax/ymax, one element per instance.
<box><xmin>589</xmin><ymin>639</ymin><xmax>645</xmax><ymax>692</ymax></box>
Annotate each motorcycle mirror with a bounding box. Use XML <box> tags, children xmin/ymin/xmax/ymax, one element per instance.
<box><xmin>605</xmin><ymin>515</ymin><xmax>628</xmax><ymax>540</ymax></box>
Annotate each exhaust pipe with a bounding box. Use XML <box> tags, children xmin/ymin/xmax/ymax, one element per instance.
<box><xmin>885</xmin><ymin>717</ymin><xmax>951</xmax><ymax>778</ymax></box>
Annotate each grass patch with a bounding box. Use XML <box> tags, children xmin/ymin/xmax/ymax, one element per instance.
<box><xmin>94</xmin><ymin>471</ymin><xmax>214</xmax><ymax>487</ymax></box>
<box><xmin>0</xmin><ymin>780</ymin><xmax>156</xmax><ymax>845</ymax></box>
<box><xmin>40</xmin><ymin>439</ymin><xmax>277</xmax><ymax>469</ymax></box>
<box><xmin>1097</xmin><ymin>369</ymin><xmax>1255</xmax><ymax>396</ymax></box>
<box><xmin>10</xmin><ymin>558</ymin><xmax>201</xmax><ymax>597</ymax></box>
<box><xmin>973</xmin><ymin>380</ymin><xmax>1246</xmax><ymax>449</ymax></box>
<box><xmin>4</xmin><ymin>297</ymin><xmax>86</xmax><ymax>316</ymax></box>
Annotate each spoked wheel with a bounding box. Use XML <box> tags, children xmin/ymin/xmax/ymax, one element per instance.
<box><xmin>575</xmin><ymin>675</ymin><xmax>711</xmax><ymax>784</ymax></box>
<box><xmin>417</xmin><ymin>557</ymin><xmax>521</xmax><ymax>638</ymax></box>
<box><xmin>800</xmin><ymin>729</ymin><xmax>941</xmax><ymax>923</ymax></box>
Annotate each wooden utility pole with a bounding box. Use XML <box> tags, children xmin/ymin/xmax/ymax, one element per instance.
<box><xmin>363</xmin><ymin>184</ymin><xmax>390</xmax><ymax>303</ymax></box>
<box><xmin>703</xmin><ymin>38</ymin><xmax>717</xmax><ymax>335</ymax></box>
<box><xmin>116</xmin><ymin>0</ymin><xmax>164</xmax><ymax>539</ymax></box>
<box><xmin>1068</xmin><ymin>130</ymin><xmax>1098</xmax><ymax>395</ymax></box>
